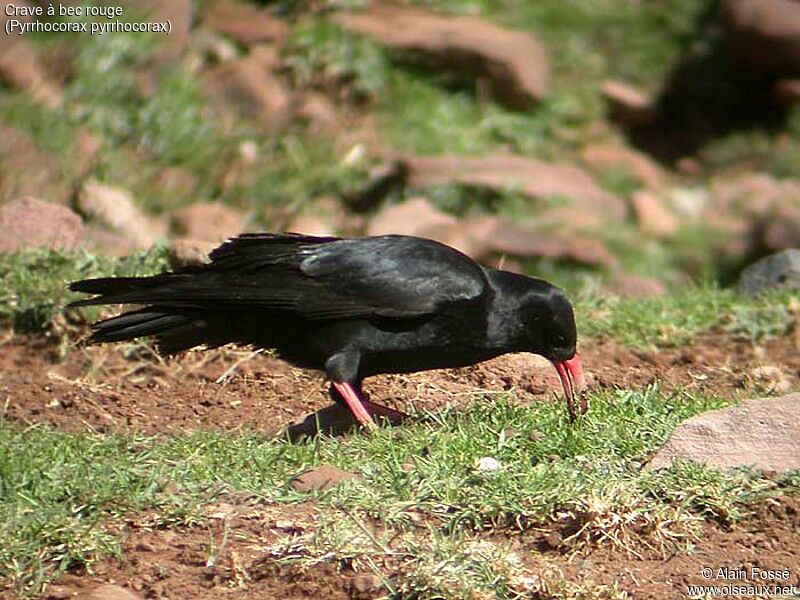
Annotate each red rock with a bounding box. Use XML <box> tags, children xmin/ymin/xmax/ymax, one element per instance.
<box><xmin>580</xmin><ymin>142</ymin><xmax>666</xmax><ymax>189</ymax></box>
<box><xmin>367</xmin><ymin>197</ymin><xmax>457</xmax><ymax>238</ymax></box>
<box><xmin>88</xmin><ymin>584</ymin><xmax>142</xmax><ymax>600</ymax></box>
<box><xmin>0</xmin><ymin>41</ymin><xmax>62</xmax><ymax>108</ymax></box>
<box><xmin>333</xmin><ymin>4</ymin><xmax>550</xmax><ymax>109</ymax></box>
<box><xmin>290</xmin><ymin>464</ymin><xmax>359</xmax><ymax>492</ymax></box>
<box><xmin>711</xmin><ymin>172</ymin><xmax>800</xmax><ymax>217</ymax></box>
<box><xmin>675</xmin><ymin>157</ymin><xmax>704</xmax><ymax>177</ymax></box>
<box><xmin>405</xmin><ymin>154</ymin><xmax>625</xmax><ymax>220</ymax></box>
<box><xmin>296</xmin><ymin>92</ymin><xmax>339</xmax><ymax>133</ymax></box>
<box><xmin>0</xmin><ymin>197</ymin><xmax>85</xmax><ymax>252</ymax></box>
<box><xmin>601</xmin><ymin>80</ymin><xmax>657</xmax><ymax>126</ymax></box>
<box><xmin>285</xmin><ymin>213</ymin><xmax>337</xmax><ymax>237</ymax></box>
<box><xmin>123</xmin><ymin>0</ymin><xmax>192</xmax><ymax>62</ymax></box>
<box><xmin>77</xmin><ymin>179</ymin><xmax>166</xmax><ymax>248</ymax></box>
<box><xmin>607</xmin><ymin>274</ymin><xmax>666</xmax><ymax>298</ymax></box>
<box><xmin>202</xmin><ymin>1</ymin><xmax>289</xmax><ymax>47</ymax></box>
<box><xmin>73</xmin><ymin>129</ymin><xmax>103</xmax><ymax>179</ymax></box>
<box><xmin>629</xmin><ymin>190</ymin><xmax>680</xmax><ymax>238</ymax></box>
<box><xmin>489</xmin><ymin>224</ymin><xmax>616</xmax><ymax>268</ymax></box>
<box><xmin>0</xmin><ymin>127</ymin><xmax>71</xmax><ymax>204</ymax></box>
<box><xmin>203</xmin><ymin>56</ymin><xmax>293</xmax><ymax>130</ymax></box>
<box><xmin>168</xmin><ymin>238</ymin><xmax>216</xmax><ymax>269</ymax></box>
<box><xmin>762</xmin><ymin>203</ymin><xmax>800</xmax><ymax>252</ymax></box>
<box><xmin>170</xmin><ymin>202</ymin><xmax>245</xmax><ymax>242</ymax></box>
<box><xmin>720</xmin><ymin>0</ymin><xmax>800</xmax><ymax>76</ymax></box>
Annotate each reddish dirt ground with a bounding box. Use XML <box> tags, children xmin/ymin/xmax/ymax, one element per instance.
<box><xmin>1</xmin><ymin>331</ymin><xmax>799</xmax><ymax>599</ymax></box>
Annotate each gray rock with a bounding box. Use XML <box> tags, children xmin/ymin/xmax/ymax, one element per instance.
<box><xmin>737</xmin><ymin>249</ymin><xmax>800</xmax><ymax>297</ymax></box>
<box><xmin>647</xmin><ymin>393</ymin><xmax>800</xmax><ymax>473</ymax></box>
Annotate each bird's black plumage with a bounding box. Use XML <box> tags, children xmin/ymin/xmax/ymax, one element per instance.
<box><xmin>68</xmin><ymin>233</ymin><xmax>585</xmax><ymax>424</ymax></box>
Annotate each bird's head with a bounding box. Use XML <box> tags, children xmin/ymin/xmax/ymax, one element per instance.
<box><xmin>518</xmin><ymin>280</ymin><xmax>586</xmax><ymax>421</ymax></box>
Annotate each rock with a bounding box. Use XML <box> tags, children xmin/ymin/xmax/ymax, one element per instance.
<box><xmin>153</xmin><ymin>166</ymin><xmax>197</xmax><ymax>200</ymax></box>
<box><xmin>720</xmin><ymin>0</ymin><xmax>800</xmax><ymax>77</ymax></box>
<box><xmin>367</xmin><ymin>197</ymin><xmax>457</xmax><ymax>238</ymax></box>
<box><xmin>647</xmin><ymin>393</ymin><xmax>800</xmax><ymax>473</ymax></box>
<box><xmin>170</xmin><ymin>202</ymin><xmax>245</xmax><ymax>242</ymax></box>
<box><xmin>710</xmin><ymin>172</ymin><xmax>797</xmax><ymax>217</ymax></box>
<box><xmin>490</xmin><ymin>224</ymin><xmax>617</xmax><ymax>268</ymax></box>
<box><xmin>296</xmin><ymin>92</ymin><xmax>339</xmax><ymax>133</ymax></box>
<box><xmin>333</xmin><ymin>4</ymin><xmax>550</xmax><ymax>109</ymax></box>
<box><xmin>629</xmin><ymin>190</ymin><xmax>680</xmax><ymax>238</ymax></box>
<box><xmin>83</xmin><ymin>226</ymin><xmax>138</xmax><ymax>257</ymax></box>
<box><xmin>168</xmin><ymin>238</ymin><xmax>216</xmax><ymax>269</ymax></box>
<box><xmin>675</xmin><ymin>157</ymin><xmax>704</xmax><ymax>177</ymax></box>
<box><xmin>601</xmin><ymin>80</ymin><xmax>657</xmax><ymax>126</ymax></box>
<box><xmin>202</xmin><ymin>1</ymin><xmax>289</xmax><ymax>47</ymax></box>
<box><xmin>350</xmin><ymin>574</ymin><xmax>382</xmax><ymax>594</ymax></box>
<box><xmin>77</xmin><ymin>179</ymin><xmax>166</xmax><ymax>248</ymax></box>
<box><xmin>607</xmin><ymin>274</ymin><xmax>666</xmax><ymax>298</ymax></box>
<box><xmin>285</xmin><ymin>213</ymin><xmax>337</xmax><ymax>237</ymax></box>
<box><xmin>123</xmin><ymin>0</ymin><xmax>193</xmax><ymax>62</ymax></box>
<box><xmin>476</xmin><ymin>457</ymin><xmax>503</xmax><ymax>472</ymax></box>
<box><xmin>73</xmin><ymin>129</ymin><xmax>103</xmax><ymax>179</ymax></box>
<box><xmin>580</xmin><ymin>142</ymin><xmax>666</xmax><ymax>189</ymax></box>
<box><xmin>667</xmin><ymin>186</ymin><xmax>709</xmax><ymax>222</ymax></box>
<box><xmin>366</xmin><ymin>199</ymin><xmax>497</xmax><ymax>258</ymax></box>
<box><xmin>761</xmin><ymin>203</ymin><xmax>800</xmax><ymax>252</ymax></box>
<box><xmin>737</xmin><ymin>249</ymin><xmax>800</xmax><ymax>297</ymax></box>
<box><xmin>203</xmin><ymin>56</ymin><xmax>293</xmax><ymax>130</ymax></box>
<box><xmin>0</xmin><ymin>5</ymin><xmax>62</xmax><ymax>109</ymax></box>
<box><xmin>750</xmin><ymin>366</ymin><xmax>792</xmax><ymax>395</ymax></box>
<box><xmin>290</xmin><ymin>464</ymin><xmax>359</xmax><ymax>492</ymax></box>
<box><xmin>0</xmin><ymin>126</ymin><xmax>71</xmax><ymax>204</ymax></box>
<box><xmin>405</xmin><ymin>154</ymin><xmax>625</xmax><ymax>220</ymax></box>
<box><xmin>88</xmin><ymin>584</ymin><xmax>143</xmax><ymax>600</ymax></box>
<box><xmin>0</xmin><ymin>197</ymin><xmax>85</xmax><ymax>252</ymax></box>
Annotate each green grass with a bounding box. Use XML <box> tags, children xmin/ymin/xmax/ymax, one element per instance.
<box><xmin>2</xmin><ymin>387</ymin><xmax>795</xmax><ymax>595</ymax></box>
<box><xmin>0</xmin><ymin>248</ymin><xmax>169</xmax><ymax>336</ymax></box>
<box><xmin>576</xmin><ymin>285</ymin><xmax>795</xmax><ymax>348</ymax></box>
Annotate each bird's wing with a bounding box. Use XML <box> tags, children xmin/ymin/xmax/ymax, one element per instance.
<box><xmin>70</xmin><ymin>234</ymin><xmax>487</xmax><ymax>320</ymax></box>
<box><xmin>296</xmin><ymin>235</ymin><xmax>486</xmax><ymax>318</ymax></box>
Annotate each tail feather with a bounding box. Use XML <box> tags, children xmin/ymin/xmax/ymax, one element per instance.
<box><xmin>88</xmin><ymin>308</ymin><xmax>194</xmax><ymax>344</ymax></box>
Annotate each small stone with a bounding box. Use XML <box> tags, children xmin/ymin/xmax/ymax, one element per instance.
<box><xmin>290</xmin><ymin>464</ymin><xmax>359</xmax><ymax>492</ymax></box>
<box><xmin>88</xmin><ymin>584</ymin><xmax>142</xmax><ymax>600</ymax></box>
<box><xmin>476</xmin><ymin>457</ymin><xmax>503</xmax><ymax>472</ymax></box>
<box><xmin>351</xmin><ymin>574</ymin><xmax>382</xmax><ymax>593</ymax></box>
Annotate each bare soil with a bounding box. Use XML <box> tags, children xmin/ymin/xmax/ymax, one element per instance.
<box><xmin>1</xmin><ymin>332</ymin><xmax>799</xmax><ymax>599</ymax></box>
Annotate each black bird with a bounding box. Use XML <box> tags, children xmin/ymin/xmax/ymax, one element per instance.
<box><xmin>68</xmin><ymin>233</ymin><xmax>586</xmax><ymax>426</ymax></box>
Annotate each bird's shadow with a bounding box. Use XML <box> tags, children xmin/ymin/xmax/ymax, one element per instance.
<box><xmin>284</xmin><ymin>403</ymin><xmax>412</xmax><ymax>442</ymax></box>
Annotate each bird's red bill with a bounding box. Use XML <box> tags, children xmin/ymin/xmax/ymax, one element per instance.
<box><xmin>552</xmin><ymin>354</ymin><xmax>587</xmax><ymax>421</ymax></box>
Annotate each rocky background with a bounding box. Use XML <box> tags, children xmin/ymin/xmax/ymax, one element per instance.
<box><xmin>1</xmin><ymin>0</ymin><xmax>799</xmax><ymax>297</ymax></box>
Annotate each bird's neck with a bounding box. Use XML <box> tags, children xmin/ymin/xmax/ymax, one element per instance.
<box><xmin>483</xmin><ymin>268</ymin><xmax>532</xmax><ymax>352</ymax></box>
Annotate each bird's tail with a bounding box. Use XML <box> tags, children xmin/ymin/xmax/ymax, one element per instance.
<box><xmin>84</xmin><ymin>306</ymin><xmax>229</xmax><ymax>354</ymax></box>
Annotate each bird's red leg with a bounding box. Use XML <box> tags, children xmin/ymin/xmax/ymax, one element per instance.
<box><xmin>332</xmin><ymin>381</ymin><xmax>376</xmax><ymax>428</ymax></box>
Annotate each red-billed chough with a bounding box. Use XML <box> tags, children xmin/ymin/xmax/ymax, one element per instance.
<box><xmin>68</xmin><ymin>233</ymin><xmax>586</xmax><ymax>426</ymax></box>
